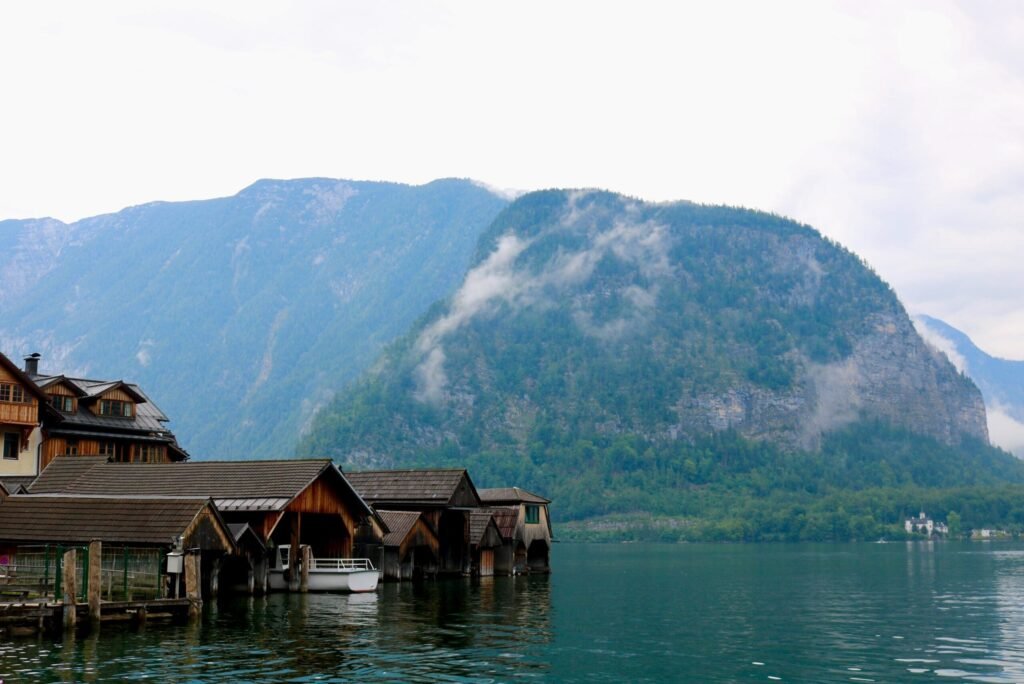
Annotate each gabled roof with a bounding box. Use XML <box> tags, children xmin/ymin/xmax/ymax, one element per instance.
<box><xmin>0</xmin><ymin>352</ymin><xmax>52</xmax><ymax>404</ymax></box>
<box><xmin>33</xmin><ymin>375</ymin><xmax>149</xmax><ymax>404</ymax></box>
<box><xmin>28</xmin><ymin>458</ymin><xmax>376</xmax><ymax>520</ymax></box>
<box><xmin>0</xmin><ymin>477</ymin><xmax>36</xmax><ymax>496</ymax></box>
<box><xmin>228</xmin><ymin>522</ymin><xmax>267</xmax><ymax>552</ymax></box>
<box><xmin>469</xmin><ymin>510</ymin><xmax>503</xmax><ymax>546</ymax></box>
<box><xmin>31</xmin><ymin>371</ymin><xmax>173</xmax><ymax>435</ymax></box>
<box><xmin>0</xmin><ymin>494</ymin><xmax>233</xmax><ymax>548</ymax></box>
<box><xmin>377</xmin><ymin>510</ymin><xmax>427</xmax><ymax>547</ymax></box>
<box><xmin>34</xmin><ymin>375</ymin><xmax>88</xmax><ymax>397</ymax></box>
<box><xmin>344</xmin><ymin>469</ymin><xmax>481</xmax><ymax>507</ymax></box>
<box><xmin>482</xmin><ymin>507</ymin><xmax>519</xmax><ymax>540</ymax></box>
<box><xmin>478</xmin><ymin>486</ymin><xmax>550</xmax><ymax>505</ymax></box>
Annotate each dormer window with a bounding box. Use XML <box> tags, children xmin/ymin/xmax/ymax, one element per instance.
<box><xmin>50</xmin><ymin>395</ymin><xmax>74</xmax><ymax>412</ymax></box>
<box><xmin>99</xmin><ymin>399</ymin><xmax>133</xmax><ymax>418</ymax></box>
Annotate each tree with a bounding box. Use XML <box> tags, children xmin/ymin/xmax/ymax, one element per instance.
<box><xmin>947</xmin><ymin>511</ymin><xmax>962</xmax><ymax>539</ymax></box>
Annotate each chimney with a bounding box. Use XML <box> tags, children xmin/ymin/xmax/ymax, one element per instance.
<box><xmin>23</xmin><ymin>352</ymin><xmax>40</xmax><ymax>376</ymax></box>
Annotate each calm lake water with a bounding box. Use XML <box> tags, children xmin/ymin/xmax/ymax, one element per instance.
<box><xmin>5</xmin><ymin>542</ymin><xmax>1024</xmax><ymax>682</ymax></box>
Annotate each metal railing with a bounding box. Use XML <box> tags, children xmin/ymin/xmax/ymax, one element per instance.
<box><xmin>100</xmin><ymin>547</ymin><xmax>163</xmax><ymax>601</ymax></box>
<box><xmin>0</xmin><ymin>545</ymin><xmax>163</xmax><ymax>602</ymax></box>
<box><xmin>0</xmin><ymin>545</ymin><xmax>87</xmax><ymax>601</ymax></box>
<box><xmin>309</xmin><ymin>557</ymin><xmax>376</xmax><ymax>571</ymax></box>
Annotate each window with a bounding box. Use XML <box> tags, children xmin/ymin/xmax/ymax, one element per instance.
<box><xmin>99</xmin><ymin>441</ymin><xmax>116</xmax><ymax>456</ymax></box>
<box><xmin>2</xmin><ymin>433</ymin><xmax>19</xmax><ymax>460</ymax></box>
<box><xmin>64</xmin><ymin>440</ymin><xmax>78</xmax><ymax>456</ymax></box>
<box><xmin>0</xmin><ymin>383</ymin><xmax>29</xmax><ymax>403</ymax></box>
<box><xmin>50</xmin><ymin>395</ymin><xmax>74</xmax><ymax>412</ymax></box>
<box><xmin>138</xmin><ymin>444</ymin><xmax>160</xmax><ymax>463</ymax></box>
<box><xmin>99</xmin><ymin>399</ymin><xmax>133</xmax><ymax>418</ymax></box>
<box><xmin>525</xmin><ymin>505</ymin><xmax>540</xmax><ymax>524</ymax></box>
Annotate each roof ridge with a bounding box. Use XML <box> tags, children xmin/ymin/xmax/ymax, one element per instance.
<box><xmin>90</xmin><ymin>458</ymin><xmax>333</xmax><ymax>465</ymax></box>
<box><xmin>346</xmin><ymin>468</ymin><xmax>466</xmax><ymax>474</ymax></box>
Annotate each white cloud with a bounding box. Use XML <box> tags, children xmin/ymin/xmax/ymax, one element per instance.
<box><xmin>988</xmin><ymin>402</ymin><xmax>1024</xmax><ymax>458</ymax></box>
<box><xmin>412</xmin><ymin>196</ymin><xmax>673</xmax><ymax>401</ymax></box>
<box><xmin>912</xmin><ymin>317</ymin><xmax>968</xmax><ymax>374</ymax></box>
<box><xmin>0</xmin><ymin>1</ymin><xmax>1021</xmax><ymax>358</ymax></box>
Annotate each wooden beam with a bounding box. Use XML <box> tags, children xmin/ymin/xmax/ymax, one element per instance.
<box><xmin>88</xmin><ymin>540</ymin><xmax>102</xmax><ymax>623</ymax></box>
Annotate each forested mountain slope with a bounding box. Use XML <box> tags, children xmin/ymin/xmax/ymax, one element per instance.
<box><xmin>301</xmin><ymin>190</ymin><xmax>1021</xmax><ymax>531</ymax></box>
<box><xmin>0</xmin><ymin>179</ymin><xmax>508</xmax><ymax>458</ymax></box>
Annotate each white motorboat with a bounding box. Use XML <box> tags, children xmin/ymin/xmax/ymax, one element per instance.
<box><xmin>268</xmin><ymin>547</ymin><xmax>380</xmax><ymax>593</ymax></box>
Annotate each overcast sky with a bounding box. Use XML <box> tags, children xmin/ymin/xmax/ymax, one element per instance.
<box><xmin>2</xmin><ymin>1</ymin><xmax>1021</xmax><ymax>358</ymax></box>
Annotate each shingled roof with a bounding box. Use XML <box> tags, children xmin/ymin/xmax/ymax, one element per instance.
<box><xmin>29</xmin><ymin>456</ymin><xmax>109</xmax><ymax>494</ymax></box>
<box><xmin>469</xmin><ymin>510</ymin><xmax>503</xmax><ymax>546</ymax></box>
<box><xmin>478</xmin><ymin>487</ymin><xmax>550</xmax><ymax>505</ymax></box>
<box><xmin>377</xmin><ymin>510</ymin><xmax>425</xmax><ymax>547</ymax></box>
<box><xmin>28</xmin><ymin>458</ymin><xmax>375</xmax><ymax>518</ymax></box>
<box><xmin>344</xmin><ymin>469</ymin><xmax>481</xmax><ymax>507</ymax></box>
<box><xmin>482</xmin><ymin>507</ymin><xmax>519</xmax><ymax>540</ymax></box>
<box><xmin>0</xmin><ymin>494</ymin><xmax>230</xmax><ymax>547</ymax></box>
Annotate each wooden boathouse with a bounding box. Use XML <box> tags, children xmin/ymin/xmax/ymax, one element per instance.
<box><xmin>377</xmin><ymin>510</ymin><xmax>440</xmax><ymax>581</ymax></box>
<box><xmin>478</xmin><ymin>487</ymin><xmax>553</xmax><ymax>574</ymax></box>
<box><xmin>468</xmin><ymin>510</ymin><xmax>504</xmax><ymax>577</ymax></box>
<box><xmin>0</xmin><ymin>494</ymin><xmax>234</xmax><ymax>634</ymax></box>
<box><xmin>344</xmin><ymin>469</ymin><xmax>481</xmax><ymax>576</ymax></box>
<box><xmin>28</xmin><ymin>457</ymin><xmax>383</xmax><ymax>592</ymax></box>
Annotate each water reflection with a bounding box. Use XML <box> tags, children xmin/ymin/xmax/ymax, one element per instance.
<box><xmin>0</xmin><ymin>575</ymin><xmax>552</xmax><ymax>682</ymax></box>
<box><xmin>8</xmin><ymin>545</ymin><xmax>1024</xmax><ymax>682</ymax></box>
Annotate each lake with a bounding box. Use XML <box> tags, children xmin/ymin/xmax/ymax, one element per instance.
<box><xmin>4</xmin><ymin>541</ymin><xmax>1024</xmax><ymax>682</ymax></box>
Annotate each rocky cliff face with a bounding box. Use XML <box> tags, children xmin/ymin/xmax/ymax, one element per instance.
<box><xmin>914</xmin><ymin>314</ymin><xmax>1024</xmax><ymax>456</ymax></box>
<box><xmin>302</xmin><ymin>189</ymin><xmax>990</xmax><ymax>468</ymax></box>
<box><xmin>674</xmin><ymin>311</ymin><xmax>988</xmax><ymax>451</ymax></box>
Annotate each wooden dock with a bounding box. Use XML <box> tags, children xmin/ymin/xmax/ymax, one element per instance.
<box><xmin>0</xmin><ymin>597</ymin><xmax>195</xmax><ymax>637</ymax></box>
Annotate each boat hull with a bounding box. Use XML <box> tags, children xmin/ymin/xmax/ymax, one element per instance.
<box><xmin>268</xmin><ymin>568</ymin><xmax>380</xmax><ymax>593</ymax></box>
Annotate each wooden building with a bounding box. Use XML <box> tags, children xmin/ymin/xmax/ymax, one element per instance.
<box><xmin>0</xmin><ymin>351</ymin><xmax>52</xmax><ymax>479</ymax></box>
<box><xmin>377</xmin><ymin>510</ymin><xmax>440</xmax><ymax>581</ymax></box>
<box><xmin>0</xmin><ymin>494</ymin><xmax>234</xmax><ymax>552</ymax></box>
<box><xmin>478</xmin><ymin>487</ymin><xmax>553</xmax><ymax>574</ymax></box>
<box><xmin>28</xmin><ymin>457</ymin><xmax>383</xmax><ymax>592</ymax></box>
<box><xmin>468</xmin><ymin>510</ymin><xmax>504</xmax><ymax>577</ymax></box>
<box><xmin>0</xmin><ymin>493</ymin><xmax>235</xmax><ymax>602</ymax></box>
<box><xmin>344</xmin><ymin>469</ymin><xmax>481</xmax><ymax>575</ymax></box>
<box><xmin>20</xmin><ymin>353</ymin><xmax>189</xmax><ymax>470</ymax></box>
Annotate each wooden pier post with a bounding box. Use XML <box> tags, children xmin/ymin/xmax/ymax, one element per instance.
<box><xmin>185</xmin><ymin>551</ymin><xmax>202</xmax><ymax>619</ymax></box>
<box><xmin>253</xmin><ymin>555</ymin><xmax>268</xmax><ymax>596</ymax></box>
<box><xmin>88</xmin><ymin>540</ymin><xmax>102</xmax><ymax>623</ymax></box>
<box><xmin>208</xmin><ymin>556</ymin><xmax>220</xmax><ymax>599</ymax></box>
<box><xmin>62</xmin><ymin>548</ymin><xmax>77</xmax><ymax>631</ymax></box>
<box><xmin>288</xmin><ymin>513</ymin><xmax>301</xmax><ymax>592</ymax></box>
<box><xmin>300</xmin><ymin>545</ymin><xmax>311</xmax><ymax>593</ymax></box>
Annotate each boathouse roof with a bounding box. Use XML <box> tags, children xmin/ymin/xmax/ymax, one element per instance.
<box><xmin>469</xmin><ymin>510</ymin><xmax>503</xmax><ymax>547</ymax></box>
<box><xmin>378</xmin><ymin>510</ymin><xmax>424</xmax><ymax>547</ymax></box>
<box><xmin>478</xmin><ymin>486</ymin><xmax>550</xmax><ymax>505</ymax></box>
<box><xmin>0</xmin><ymin>494</ymin><xmax>235</xmax><ymax>550</ymax></box>
<box><xmin>28</xmin><ymin>458</ymin><xmax>376</xmax><ymax>520</ymax></box>
<box><xmin>344</xmin><ymin>469</ymin><xmax>481</xmax><ymax>508</ymax></box>
<box><xmin>482</xmin><ymin>507</ymin><xmax>519</xmax><ymax>540</ymax></box>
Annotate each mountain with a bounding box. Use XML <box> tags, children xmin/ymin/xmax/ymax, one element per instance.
<box><xmin>914</xmin><ymin>315</ymin><xmax>1024</xmax><ymax>457</ymax></box>
<box><xmin>300</xmin><ymin>190</ymin><xmax>1020</xmax><ymax>530</ymax></box>
<box><xmin>0</xmin><ymin>178</ymin><xmax>509</xmax><ymax>459</ymax></box>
